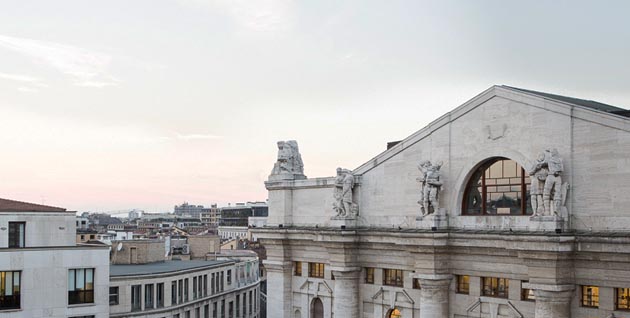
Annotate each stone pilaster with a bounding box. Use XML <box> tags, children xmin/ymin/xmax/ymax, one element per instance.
<box><xmin>332</xmin><ymin>269</ymin><xmax>361</xmax><ymax>318</ymax></box>
<box><xmin>531</xmin><ymin>284</ymin><xmax>574</xmax><ymax>318</ymax></box>
<box><xmin>417</xmin><ymin>275</ymin><xmax>452</xmax><ymax>318</ymax></box>
<box><xmin>264</xmin><ymin>261</ymin><xmax>293</xmax><ymax>318</ymax></box>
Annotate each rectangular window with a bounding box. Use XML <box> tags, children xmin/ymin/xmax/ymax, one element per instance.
<box><xmin>204</xmin><ymin>304</ymin><xmax>210</xmax><ymax>318</ymax></box>
<box><xmin>242</xmin><ymin>293</ymin><xmax>246</xmax><ymax>317</ymax></box>
<box><xmin>220</xmin><ymin>272</ymin><xmax>224</xmax><ymax>291</ymax></box>
<box><xmin>294</xmin><ymin>262</ymin><xmax>302</xmax><ymax>276</ymax></box>
<box><xmin>145</xmin><ymin>284</ymin><xmax>154</xmax><ymax>309</ymax></box>
<box><xmin>248</xmin><ymin>290</ymin><xmax>252</xmax><ymax>315</ymax></box>
<box><xmin>482</xmin><ymin>277</ymin><xmax>509</xmax><ymax>298</ymax></box>
<box><xmin>617</xmin><ymin>288</ymin><xmax>630</xmax><ymax>310</ymax></box>
<box><xmin>203</xmin><ymin>275</ymin><xmax>208</xmax><ymax>296</ymax></box>
<box><xmin>413</xmin><ymin>278</ymin><xmax>421</xmax><ymax>289</ymax></box>
<box><xmin>131</xmin><ymin>285</ymin><xmax>141</xmax><ymax>311</ymax></box>
<box><xmin>365</xmin><ymin>268</ymin><xmax>374</xmax><ymax>284</ymax></box>
<box><xmin>211</xmin><ymin>273</ymin><xmax>215</xmax><ymax>294</ymax></box>
<box><xmin>582</xmin><ymin>285</ymin><xmax>599</xmax><ymax>308</ymax></box>
<box><xmin>109</xmin><ymin>286</ymin><xmax>119</xmax><ymax>305</ymax></box>
<box><xmin>198</xmin><ymin>276</ymin><xmax>203</xmax><ymax>299</ymax></box>
<box><xmin>213</xmin><ymin>301</ymin><xmax>218</xmax><ymax>318</ymax></box>
<box><xmin>383</xmin><ymin>269</ymin><xmax>403</xmax><ymax>287</ymax></box>
<box><xmin>457</xmin><ymin>275</ymin><xmax>470</xmax><ymax>294</ymax></box>
<box><xmin>221</xmin><ymin>299</ymin><xmax>225</xmax><ymax>318</ymax></box>
<box><xmin>172</xmin><ymin>281</ymin><xmax>177</xmax><ymax>305</ymax></box>
<box><xmin>236</xmin><ymin>295</ymin><xmax>240</xmax><ymax>317</ymax></box>
<box><xmin>196</xmin><ymin>307</ymin><xmax>201</xmax><ymax>318</ymax></box>
<box><xmin>308</xmin><ymin>263</ymin><xmax>325</xmax><ymax>278</ymax></box>
<box><xmin>184</xmin><ymin>278</ymin><xmax>189</xmax><ymax>302</ymax></box>
<box><xmin>228</xmin><ymin>301</ymin><xmax>233</xmax><ymax>318</ymax></box>
<box><xmin>178</xmin><ymin>279</ymin><xmax>183</xmax><ymax>304</ymax></box>
<box><xmin>8</xmin><ymin>222</ymin><xmax>25</xmax><ymax>248</ymax></box>
<box><xmin>227</xmin><ymin>270</ymin><xmax>232</xmax><ymax>285</ymax></box>
<box><xmin>0</xmin><ymin>271</ymin><xmax>21</xmax><ymax>310</ymax></box>
<box><xmin>522</xmin><ymin>288</ymin><xmax>535</xmax><ymax>301</ymax></box>
<box><xmin>68</xmin><ymin>268</ymin><xmax>94</xmax><ymax>305</ymax></box>
<box><xmin>157</xmin><ymin>283</ymin><xmax>164</xmax><ymax>307</ymax></box>
<box><xmin>185</xmin><ymin>310</ymin><xmax>190</xmax><ymax>318</ymax></box>
<box><xmin>193</xmin><ymin>277</ymin><xmax>198</xmax><ymax>299</ymax></box>
<box><xmin>254</xmin><ymin>289</ymin><xmax>257</xmax><ymax>311</ymax></box>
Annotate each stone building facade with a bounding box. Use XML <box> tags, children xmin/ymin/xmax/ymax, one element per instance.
<box><xmin>109</xmin><ymin>258</ymin><xmax>261</xmax><ymax>318</ymax></box>
<box><xmin>0</xmin><ymin>198</ymin><xmax>110</xmax><ymax>318</ymax></box>
<box><xmin>253</xmin><ymin>86</ymin><xmax>630</xmax><ymax>318</ymax></box>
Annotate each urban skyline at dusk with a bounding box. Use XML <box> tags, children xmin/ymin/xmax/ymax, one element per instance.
<box><xmin>1</xmin><ymin>0</ymin><xmax>629</xmax><ymax>212</ymax></box>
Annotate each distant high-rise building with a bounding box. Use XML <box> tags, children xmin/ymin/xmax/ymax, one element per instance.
<box><xmin>174</xmin><ymin>202</ymin><xmax>213</xmax><ymax>218</ymax></box>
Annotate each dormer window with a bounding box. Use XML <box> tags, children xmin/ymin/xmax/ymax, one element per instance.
<box><xmin>463</xmin><ymin>158</ymin><xmax>532</xmax><ymax>215</ymax></box>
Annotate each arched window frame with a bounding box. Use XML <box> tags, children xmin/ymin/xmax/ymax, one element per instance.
<box><xmin>462</xmin><ymin>157</ymin><xmax>532</xmax><ymax>216</ymax></box>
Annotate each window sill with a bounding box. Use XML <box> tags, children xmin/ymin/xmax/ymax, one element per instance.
<box><xmin>0</xmin><ymin>308</ymin><xmax>22</xmax><ymax>313</ymax></box>
<box><xmin>68</xmin><ymin>303</ymin><xmax>95</xmax><ymax>308</ymax></box>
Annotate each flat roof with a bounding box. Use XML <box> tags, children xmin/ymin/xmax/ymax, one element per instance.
<box><xmin>110</xmin><ymin>260</ymin><xmax>233</xmax><ymax>277</ymax></box>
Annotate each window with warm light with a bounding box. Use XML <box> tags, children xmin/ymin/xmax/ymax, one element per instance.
<box><xmin>617</xmin><ymin>288</ymin><xmax>630</xmax><ymax>310</ymax></box>
<box><xmin>383</xmin><ymin>269</ymin><xmax>403</xmax><ymax>287</ymax></box>
<box><xmin>308</xmin><ymin>263</ymin><xmax>325</xmax><ymax>278</ymax></box>
<box><xmin>581</xmin><ymin>285</ymin><xmax>599</xmax><ymax>308</ymax></box>
<box><xmin>456</xmin><ymin>275</ymin><xmax>470</xmax><ymax>294</ymax></box>
<box><xmin>412</xmin><ymin>278</ymin><xmax>421</xmax><ymax>289</ymax></box>
<box><xmin>294</xmin><ymin>262</ymin><xmax>302</xmax><ymax>276</ymax></box>
<box><xmin>482</xmin><ymin>277</ymin><xmax>509</xmax><ymax>298</ymax></box>
<box><xmin>521</xmin><ymin>284</ymin><xmax>535</xmax><ymax>302</ymax></box>
<box><xmin>388</xmin><ymin>308</ymin><xmax>401</xmax><ymax>318</ymax></box>
<box><xmin>365</xmin><ymin>268</ymin><xmax>375</xmax><ymax>284</ymax></box>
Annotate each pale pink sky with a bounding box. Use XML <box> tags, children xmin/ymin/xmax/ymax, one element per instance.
<box><xmin>0</xmin><ymin>1</ymin><xmax>629</xmax><ymax>212</ymax></box>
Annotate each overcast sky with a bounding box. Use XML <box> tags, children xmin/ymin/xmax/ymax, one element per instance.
<box><xmin>1</xmin><ymin>0</ymin><xmax>629</xmax><ymax>213</ymax></box>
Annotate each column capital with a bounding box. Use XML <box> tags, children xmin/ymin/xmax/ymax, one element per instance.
<box><xmin>331</xmin><ymin>268</ymin><xmax>362</xmax><ymax>280</ymax></box>
<box><xmin>262</xmin><ymin>260</ymin><xmax>292</xmax><ymax>272</ymax></box>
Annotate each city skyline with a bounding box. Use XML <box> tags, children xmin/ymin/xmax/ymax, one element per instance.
<box><xmin>1</xmin><ymin>0</ymin><xmax>629</xmax><ymax>212</ymax></box>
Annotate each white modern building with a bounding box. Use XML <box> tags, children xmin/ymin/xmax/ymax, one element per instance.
<box><xmin>109</xmin><ymin>259</ymin><xmax>261</xmax><ymax>318</ymax></box>
<box><xmin>253</xmin><ymin>86</ymin><xmax>630</xmax><ymax>318</ymax></box>
<box><xmin>0</xmin><ymin>198</ymin><xmax>110</xmax><ymax>318</ymax></box>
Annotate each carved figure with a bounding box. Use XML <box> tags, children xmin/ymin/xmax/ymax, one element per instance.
<box><xmin>270</xmin><ymin>140</ymin><xmax>304</xmax><ymax>176</ymax></box>
<box><xmin>528</xmin><ymin>152</ymin><xmax>548</xmax><ymax>215</ymax></box>
<box><xmin>333</xmin><ymin>168</ymin><xmax>358</xmax><ymax>217</ymax></box>
<box><xmin>417</xmin><ymin>160</ymin><xmax>443</xmax><ymax>216</ymax></box>
<box><xmin>529</xmin><ymin>149</ymin><xmax>567</xmax><ymax>216</ymax></box>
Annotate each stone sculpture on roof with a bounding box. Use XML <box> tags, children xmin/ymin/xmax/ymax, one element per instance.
<box><xmin>528</xmin><ymin>148</ymin><xmax>568</xmax><ymax>216</ymax></box>
<box><xmin>269</xmin><ymin>140</ymin><xmax>306</xmax><ymax>180</ymax></box>
<box><xmin>417</xmin><ymin>160</ymin><xmax>443</xmax><ymax>216</ymax></box>
<box><xmin>333</xmin><ymin>168</ymin><xmax>358</xmax><ymax>217</ymax></box>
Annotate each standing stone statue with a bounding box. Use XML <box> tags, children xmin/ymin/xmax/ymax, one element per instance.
<box><xmin>333</xmin><ymin>168</ymin><xmax>358</xmax><ymax>217</ymax></box>
<box><xmin>417</xmin><ymin>160</ymin><xmax>443</xmax><ymax>216</ymax></box>
<box><xmin>528</xmin><ymin>152</ymin><xmax>548</xmax><ymax>215</ymax></box>
<box><xmin>270</xmin><ymin>140</ymin><xmax>305</xmax><ymax>180</ymax></box>
<box><xmin>529</xmin><ymin>149</ymin><xmax>568</xmax><ymax>216</ymax></box>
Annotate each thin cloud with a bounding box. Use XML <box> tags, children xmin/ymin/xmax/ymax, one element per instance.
<box><xmin>175</xmin><ymin>133</ymin><xmax>223</xmax><ymax>141</ymax></box>
<box><xmin>0</xmin><ymin>34</ymin><xmax>118</xmax><ymax>88</ymax></box>
<box><xmin>17</xmin><ymin>86</ymin><xmax>38</xmax><ymax>93</ymax></box>
<box><xmin>180</xmin><ymin>0</ymin><xmax>295</xmax><ymax>32</ymax></box>
<box><xmin>0</xmin><ymin>72</ymin><xmax>40</xmax><ymax>82</ymax></box>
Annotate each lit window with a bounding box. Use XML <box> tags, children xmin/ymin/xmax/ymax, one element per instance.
<box><xmin>582</xmin><ymin>285</ymin><xmax>599</xmax><ymax>308</ymax></box>
<box><xmin>617</xmin><ymin>288</ymin><xmax>630</xmax><ymax>310</ymax></box>
<box><xmin>68</xmin><ymin>268</ymin><xmax>94</xmax><ymax>305</ymax></box>
<box><xmin>294</xmin><ymin>262</ymin><xmax>303</xmax><ymax>276</ymax></box>
<box><xmin>482</xmin><ymin>277</ymin><xmax>509</xmax><ymax>298</ymax></box>
<box><xmin>457</xmin><ymin>275</ymin><xmax>470</xmax><ymax>294</ymax></box>
<box><xmin>383</xmin><ymin>269</ymin><xmax>403</xmax><ymax>287</ymax></box>
<box><xmin>0</xmin><ymin>271</ymin><xmax>21</xmax><ymax>310</ymax></box>
<box><xmin>365</xmin><ymin>268</ymin><xmax>375</xmax><ymax>284</ymax></box>
<box><xmin>388</xmin><ymin>308</ymin><xmax>401</xmax><ymax>318</ymax></box>
<box><xmin>463</xmin><ymin>158</ymin><xmax>532</xmax><ymax>215</ymax></box>
<box><xmin>308</xmin><ymin>263</ymin><xmax>325</xmax><ymax>278</ymax></box>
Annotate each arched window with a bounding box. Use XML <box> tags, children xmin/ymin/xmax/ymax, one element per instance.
<box><xmin>387</xmin><ymin>308</ymin><xmax>402</xmax><ymax>318</ymax></box>
<box><xmin>311</xmin><ymin>298</ymin><xmax>323</xmax><ymax>318</ymax></box>
<box><xmin>294</xmin><ymin>309</ymin><xmax>302</xmax><ymax>318</ymax></box>
<box><xmin>463</xmin><ymin>158</ymin><xmax>532</xmax><ymax>215</ymax></box>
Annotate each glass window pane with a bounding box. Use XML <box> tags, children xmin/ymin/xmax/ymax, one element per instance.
<box><xmin>68</xmin><ymin>270</ymin><xmax>75</xmax><ymax>291</ymax></box>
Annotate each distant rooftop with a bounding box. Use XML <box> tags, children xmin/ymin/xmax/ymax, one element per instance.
<box><xmin>110</xmin><ymin>260</ymin><xmax>233</xmax><ymax>277</ymax></box>
<box><xmin>503</xmin><ymin>85</ymin><xmax>630</xmax><ymax>117</ymax></box>
<box><xmin>0</xmin><ymin>198</ymin><xmax>67</xmax><ymax>212</ymax></box>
